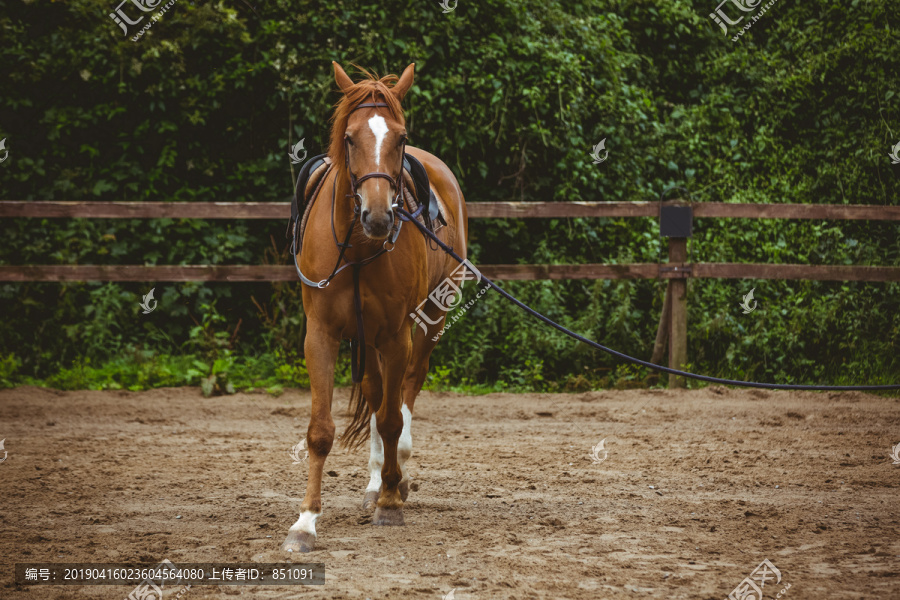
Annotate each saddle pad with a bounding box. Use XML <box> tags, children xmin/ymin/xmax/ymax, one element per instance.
<box><xmin>402</xmin><ymin>170</ymin><xmax>444</xmax><ymax>226</ymax></box>
<box><xmin>287</xmin><ymin>152</ymin><xmax>329</xmax><ymax>247</ymax></box>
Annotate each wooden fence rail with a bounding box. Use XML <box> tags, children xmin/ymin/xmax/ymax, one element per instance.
<box><xmin>2</xmin><ymin>200</ymin><xmax>900</xmax><ymax>220</ymax></box>
<box><xmin>1</xmin><ymin>263</ymin><xmax>897</xmax><ymax>282</ymax></box>
<box><xmin>3</xmin><ymin>200</ymin><xmax>898</xmax><ymax>387</ymax></box>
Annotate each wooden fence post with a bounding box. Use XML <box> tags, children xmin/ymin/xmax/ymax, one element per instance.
<box><xmin>668</xmin><ymin>237</ymin><xmax>688</xmax><ymax>388</ymax></box>
<box><xmin>649</xmin><ymin>283</ymin><xmax>671</xmax><ymax>373</ymax></box>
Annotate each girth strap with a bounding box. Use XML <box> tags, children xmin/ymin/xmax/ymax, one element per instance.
<box><xmin>350</xmin><ymin>265</ymin><xmax>366</xmax><ymax>384</ymax></box>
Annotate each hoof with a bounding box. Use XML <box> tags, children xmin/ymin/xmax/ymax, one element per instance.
<box><xmin>281</xmin><ymin>530</ymin><xmax>316</xmax><ymax>553</ymax></box>
<box><xmin>373</xmin><ymin>506</ymin><xmax>406</xmax><ymax>526</ymax></box>
<box><xmin>362</xmin><ymin>491</ymin><xmax>379</xmax><ymax>511</ymax></box>
<box><xmin>399</xmin><ymin>480</ymin><xmax>409</xmax><ymax>501</ymax></box>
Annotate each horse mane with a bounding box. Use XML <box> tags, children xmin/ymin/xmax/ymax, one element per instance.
<box><xmin>328</xmin><ymin>65</ymin><xmax>407</xmax><ymax>173</ymax></box>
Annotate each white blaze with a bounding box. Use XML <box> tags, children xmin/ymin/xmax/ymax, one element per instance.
<box><xmin>367</xmin><ymin>115</ymin><xmax>389</xmax><ymax>167</ymax></box>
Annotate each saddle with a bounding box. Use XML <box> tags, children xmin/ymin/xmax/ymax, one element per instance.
<box><xmin>286</xmin><ymin>152</ymin><xmax>444</xmax><ymax>256</ymax></box>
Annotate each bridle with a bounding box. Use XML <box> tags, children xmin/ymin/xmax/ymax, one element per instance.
<box><xmin>294</xmin><ymin>100</ymin><xmax>412</xmax><ymax>289</ymax></box>
<box><xmin>344</xmin><ymin>101</ymin><xmax>407</xmax><ymax>214</ymax></box>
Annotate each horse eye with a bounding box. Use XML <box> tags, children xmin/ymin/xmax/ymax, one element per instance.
<box><xmin>345</xmin><ymin>136</ymin><xmax>353</xmax><ymax>146</ymax></box>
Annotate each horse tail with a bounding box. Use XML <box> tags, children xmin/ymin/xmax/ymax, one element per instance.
<box><xmin>340</xmin><ymin>382</ymin><xmax>371</xmax><ymax>450</ymax></box>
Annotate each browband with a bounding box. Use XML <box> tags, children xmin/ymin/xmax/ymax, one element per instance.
<box><xmin>351</xmin><ymin>102</ymin><xmax>389</xmax><ymax>111</ymax></box>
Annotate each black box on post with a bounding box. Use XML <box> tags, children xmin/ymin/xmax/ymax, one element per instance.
<box><xmin>660</xmin><ymin>205</ymin><xmax>693</xmax><ymax>238</ymax></box>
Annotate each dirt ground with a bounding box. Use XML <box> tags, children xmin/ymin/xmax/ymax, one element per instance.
<box><xmin>0</xmin><ymin>385</ymin><xmax>899</xmax><ymax>599</ymax></box>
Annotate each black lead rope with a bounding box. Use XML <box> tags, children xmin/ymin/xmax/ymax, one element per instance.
<box><xmin>396</xmin><ymin>207</ymin><xmax>900</xmax><ymax>392</ymax></box>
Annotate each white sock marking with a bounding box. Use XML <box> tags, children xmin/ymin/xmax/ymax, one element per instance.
<box><xmin>288</xmin><ymin>510</ymin><xmax>319</xmax><ymax>537</ymax></box>
<box><xmin>399</xmin><ymin>403</ymin><xmax>412</xmax><ymax>483</ymax></box>
<box><xmin>366</xmin><ymin>413</ymin><xmax>384</xmax><ymax>493</ymax></box>
<box><xmin>368</xmin><ymin>115</ymin><xmax>388</xmax><ymax>168</ymax></box>
<box><xmin>366</xmin><ymin>405</ymin><xmax>413</xmax><ymax>491</ymax></box>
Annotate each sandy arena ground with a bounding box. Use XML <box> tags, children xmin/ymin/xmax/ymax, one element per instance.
<box><xmin>0</xmin><ymin>385</ymin><xmax>898</xmax><ymax>599</ymax></box>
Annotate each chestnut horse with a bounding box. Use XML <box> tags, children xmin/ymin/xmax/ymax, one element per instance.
<box><xmin>282</xmin><ymin>62</ymin><xmax>469</xmax><ymax>552</ymax></box>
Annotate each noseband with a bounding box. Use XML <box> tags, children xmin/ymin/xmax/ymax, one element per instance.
<box><xmin>344</xmin><ymin>102</ymin><xmax>407</xmax><ymax>210</ymax></box>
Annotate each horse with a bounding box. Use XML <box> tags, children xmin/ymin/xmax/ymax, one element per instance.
<box><xmin>282</xmin><ymin>62</ymin><xmax>470</xmax><ymax>553</ymax></box>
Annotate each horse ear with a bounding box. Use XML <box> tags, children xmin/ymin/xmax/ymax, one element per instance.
<box><xmin>391</xmin><ymin>63</ymin><xmax>415</xmax><ymax>101</ymax></box>
<box><xmin>333</xmin><ymin>61</ymin><xmax>354</xmax><ymax>93</ymax></box>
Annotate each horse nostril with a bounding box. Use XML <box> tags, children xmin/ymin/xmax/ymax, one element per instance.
<box><xmin>361</xmin><ymin>209</ymin><xmax>369</xmax><ymax>222</ymax></box>
<box><xmin>386</xmin><ymin>209</ymin><xmax>394</xmax><ymax>223</ymax></box>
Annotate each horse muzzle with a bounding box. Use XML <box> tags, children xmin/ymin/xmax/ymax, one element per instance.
<box><xmin>361</xmin><ymin>207</ymin><xmax>394</xmax><ymax>239</ymax></box>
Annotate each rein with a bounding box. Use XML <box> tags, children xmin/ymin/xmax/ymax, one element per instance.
<box><xmin>293</xmin><ymin>100</ymin><xmax>423</xmax><ymax>383</ymax></box>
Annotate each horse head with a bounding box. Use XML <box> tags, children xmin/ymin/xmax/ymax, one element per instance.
<box><xmin>331</xmin><ymin>61</ymin><xmax>415</xmax><ymax>240</ymax></box>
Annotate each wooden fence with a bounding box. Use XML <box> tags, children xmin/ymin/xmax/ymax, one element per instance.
<box><xmin>2</xmin><ymin>200</ymin><xmax>899</xmax><ymax>386</ymax></box>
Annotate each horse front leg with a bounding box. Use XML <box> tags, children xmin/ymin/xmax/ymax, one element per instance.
<box><xmin>282</xmin><ymin>319</ymin><xmax>339</xmax><ymax>553</ymax></box>
<box><xmin>373</xmin><ymin>333</ymin><xmax>411</xmax><ymax>526</ymax></box>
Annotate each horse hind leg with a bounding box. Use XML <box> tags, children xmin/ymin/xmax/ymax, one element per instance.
<box><xmin>355</xmin><ymin>349</ymin><xmax>384</xmax><ymax>511</ymax></box>
<box><xmin>366</xmin><ymin>387</ymin><xmax>412</xmax><ymax>506</ymax></box>
<box><xmin>397</xmin><ymin>403</ymin><xmax>412</xmax><ymax>501</ymax></box>
<box><xmin>363</xmin><ymin>412</ymin><xmax>383</xmax><ymax>510</ymax></box>
<box><xmin>372</xmin><ymin>333</ymin><xmax>411</xmax><ymax>526</ymax></box>
<box><xmin>360</xmin><ymin>371</ymin><xmax>412</xmax><ymax>508</ymax></box>
<box><xmin>398</xmin><ymin>304</ymin><xmax>447</xmax><ymax>501</ymax></box>
<box><xmin>360</xmin><ymin>370</ymin><xmax>411</xmax><ymax>507</ymax></box>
